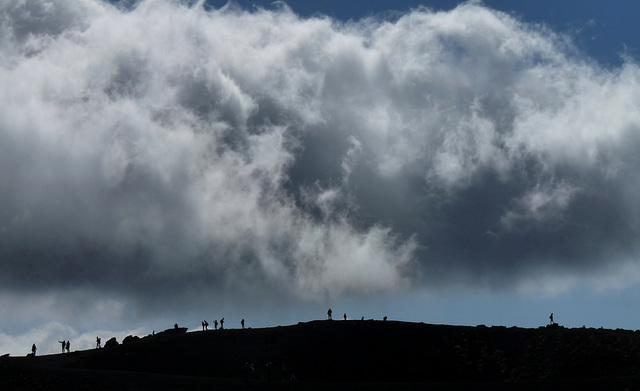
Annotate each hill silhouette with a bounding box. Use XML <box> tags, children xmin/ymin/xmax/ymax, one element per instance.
<box><xmin>3</xmin><ymin>320</ymin><xmax>640</xmax><ymax>390</ymax></box>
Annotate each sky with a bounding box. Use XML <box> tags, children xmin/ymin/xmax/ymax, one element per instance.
<box><xmin>1</xmin><ymin>0</ymin><xmax>640</xmax><ymax>355</ymax></box>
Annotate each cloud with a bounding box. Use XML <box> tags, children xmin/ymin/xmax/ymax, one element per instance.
<box><xmin>0</xmin><ymin>320</ymin><xmax>147</xmax><ymax>356</ymax></box>
<box><xmin>0</xmin><ymin>0</ymin><xmax>417</xmax><ymax>308</ymax></box>
<box><xmin>500</xmin><ymin>181</ymin><xmax>579</xmax><ymax>232</ymax></box>
<box><xmin>1</xmin><ymin>0</ymin><xmax>640</xmax><ymax>335</ymax></box>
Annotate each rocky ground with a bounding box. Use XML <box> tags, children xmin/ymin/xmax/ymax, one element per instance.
<box><xmin>3</xmin><ymin>320</ymin><xmax>640</xmax><ymax>390</ymax></box>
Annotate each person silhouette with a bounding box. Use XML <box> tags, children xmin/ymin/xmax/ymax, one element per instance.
<box><xmin>96</xmin><ymin>337</ymin><xmax>101</xmax><ymax>349</ymax></box>
<box><xmin>66</xmin><ymin>341</ymin><xmax>70</xmax><ymax>353</ymax></box>
<box><xmin>220</xmin><ymin>318</ymin><xmax>224</xmax><ymax>329</ymax></box>
<box><xmin>58</xmin><ymin>340</ymin><xmax>65</xmax><ymax>353</ymax></box>
<box><xmin>327</xmin><ymin>308</ymin><xmax>332</xmax><ymax>320</ymax></box>
<box><xmin>343</xmin><ymin>313</ymin><xmax>347</xmax><ymax>321</ymax></box>
<box><xmin>241</xmin><ymin>319</ymin><xmax>245</xmax><ymax>329</ymax></box>
<box><xmin>383</xmin><ymin>316</ymin><xmax>387</xmax><ymax>321</ymax></box>
<box><xmin>205</xmin><ymin>320</ymin><xmax>209</xmax><ymax>330</ymax></box>
<box><xmin>174</xmin><ymin>323</ymin><xmax>179</xmax><ymax>329</ymax></box>
<box><xmin>31</xmin><ymin>343</ymin><xmax>37</xmax><ymax>356</ymax></box>
<box><xmin>244</xmin><ymin>362</ymin><xmax>254</xmax><ymax>381</ymax></box>
<box><xmin>549</xmin><ymin>313</ymin><xmax>554</xmax><ymax>325</ymax></box>
<box><xmin>214</xmin><ymin>319</ymin><xmax>218</xmax><ymax>330</ymax></box>
<box><xmin>266</xmin><ymin>361</ymin><xmax>272</xmax><ymax>384</ymax></box>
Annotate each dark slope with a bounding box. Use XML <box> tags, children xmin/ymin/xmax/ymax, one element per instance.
<box><xmin>3</xmin><ymin>321</ymin><xmax>640</xmax><ymax>389</ymax></box>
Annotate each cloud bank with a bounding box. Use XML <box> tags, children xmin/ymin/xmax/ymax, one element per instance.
<box><xmin>2</xmin><ymin>0</ymin><xmax>640</xmax><ymax>324</ymax></box>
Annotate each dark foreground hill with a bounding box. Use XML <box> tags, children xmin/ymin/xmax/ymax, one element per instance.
<box><xmin>3</xmin><ymin>320</ymin><xmax>640</xmax><ymax>390</ymax></box>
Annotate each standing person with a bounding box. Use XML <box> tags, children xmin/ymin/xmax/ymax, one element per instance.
<box><xmin>58</xmin><ymin>340</ymin><xmax>65</xmax><ymax>353</ymax></box>
<box><xmin>96</xmin><ymin>337</ymin><xmax>101</xmax><ymax>349</ymax></box>
<box><xmin>549</xmin><ymin>313</ymin><xmax>554</xmax><ymax>325</ymax></box>
<box><xmin>327</xmin><ymin>308</ymin><xmax>332</xmax><ymax>320</ymax></box>
<box><xmin>241</xmin><ymin>319</ymin><xmax>245</xmax><ymax>329</ymax></box>
<box><xmin>266</xmin><ymin>362</ymin><xmax>272</xmax><ymax>385</ymax></box>
<box><xmin>214</xmin><ymin>319</ymin><xmax>218</xmax><ymax>330</ymax></box>
<box><xmin>220</xmin><ymin>318</ymin><xmax>224</xmax><ymax>330</ymax></box>
<box><xmin>66</xmin><ymin>341</ymin><xmax>70</xmax><ymax>353</ymax></box>
<box><xmin>205</xmin><ymin>320</ymin><xmax>209</xmax><ymax>330</ymax></box>
<box><xmin>31</xmin><ymin>344</ymin><xmax>37</xmax><ymax>356</ymax></box>
<box><xmin>343</xmin><ymin>313</ymin><xmax>347</xmax><ymax>321</ymax></box>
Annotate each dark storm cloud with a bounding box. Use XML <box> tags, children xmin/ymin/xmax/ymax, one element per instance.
<box><xmin>2</xmin><ymin>0</ymin><xmax>640</xmax><ymax>319</ymax></box>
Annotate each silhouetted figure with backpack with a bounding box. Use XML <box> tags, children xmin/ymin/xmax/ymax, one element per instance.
<box><xmin>549</xmin><ymin>313</ymin><xmax>554</xmax><ymax>325</ymax></box>
<box><xmin>327</xmin><ymin>308</ymin><xmax>332</xmax><ymax>320</ymax></box>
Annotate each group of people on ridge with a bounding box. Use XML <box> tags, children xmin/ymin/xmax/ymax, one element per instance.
<box><xmin>327</xmin><ymin>308</ymin><xmax>387</xmax><ymax>322</ymax></box>
<box><xmin>202</xmin><ymin>317</ymin><xmax>246</xmax><ymax>331</ymax></box>
<box><xmin>28</xmin><ymin>310</ymin><xmax>560</xmax><ymax>357</ymax></box>
<box><xmin>57</xmin><ymin>340</ymin><xmax>70</xmax><ymax>353</ymax></box>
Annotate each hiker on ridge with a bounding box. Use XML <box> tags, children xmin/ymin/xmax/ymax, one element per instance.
<box><xmin>327</xmin><ymin>308</ymin><xmax>332</xmax><ymax>320</ymax></box>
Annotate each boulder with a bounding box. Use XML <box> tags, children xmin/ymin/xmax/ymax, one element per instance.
<box><xmin>122</xmin><ymin>335</ymin><xmax>140</xmax><ymax>345</ymax></box>
<box><xmin>104</xmin><ymin>337</ymin><xmax>119</xmax><ymax>348</ymax></box>
<box><xmin>156</xmin><ymin>327</ymin><xmax>188</xmax><ymax>336</ymax></box>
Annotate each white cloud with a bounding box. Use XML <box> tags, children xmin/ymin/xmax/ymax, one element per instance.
<box><xmin>500</xmin><ymin>181</ymin><xmax>579</xmax><ymax>232</ymax></box>
<box><xmin>0</xmin><ymin>0</ymin><xmax>419</xmax><ymax>301</ymax></box>
<box><xmin>2</xmin><ymin>0</ymin><xmax>640</xmax><ymax>343</ymax></box>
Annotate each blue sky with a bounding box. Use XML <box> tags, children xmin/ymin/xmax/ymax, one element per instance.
<box><xmin>206</xmin><ymin>0</ymin><xmax>640</xmax><ymax>66</ymax></box>
<box><xmin>2</xmin><ymin>0</ymin><xmax>640</xmax><ymax>355</ymax></box>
